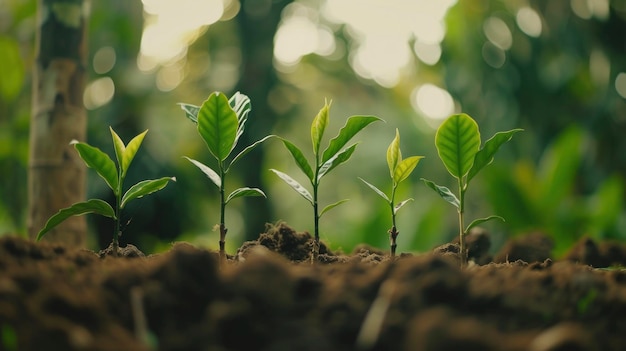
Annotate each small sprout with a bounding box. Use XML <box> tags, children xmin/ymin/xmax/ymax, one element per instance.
<box><xmin>360</xmin><ymin>129</ymin><xmax>424</xmax><ymax>257</ymax></box>
<box><xmin>179</xmin><ymin>91</ymin><xmax>273</xmax><ymax>261</ymax></box>
<box><xmin>422</xmin><ymin>113</ymin><xmax>522</xmax><ymax>266</ymax></box>
<box><xmin>271</xmin><ymin>100</ymin><xmax>383</xmax><ymax>262</ymax></box>
<box><xmin>37</xmin><ymin>128</ymin><xmax>175</xmax><ymax>256</ymax></box>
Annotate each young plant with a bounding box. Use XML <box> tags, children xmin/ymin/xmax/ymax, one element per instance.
<box><xmin>359</xmin><ymin>129</ymin><xmax>424</xmax><ymax>257</ymax></box>
<box><xmin>270</xmin><ymin>100</ymin><xmax>382</xmax><ymax>260</ymax></box>
<box><xmin>179</xmin><ymin>91</ymin><xmax>273</xmax><ymax>260</ymax></box>
<box><xmin>37</xmin><ymin>128</ymin><xmax>175</xmax><ymax>256</ymax></box>
<box><xmin>421</xmin><ymin>113</ymin><xmax>522</xmax><ymax>266</ymax></box>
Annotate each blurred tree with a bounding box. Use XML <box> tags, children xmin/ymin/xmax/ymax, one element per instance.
<box><xmin>28</xmin><ymin>0</ymin><xmax>90</xmax><ymax>246</ymax></box>
<box><xmin>234</xmin><ymin>0</ymin><xmax>292</xmax><ymax>240</ymax></box>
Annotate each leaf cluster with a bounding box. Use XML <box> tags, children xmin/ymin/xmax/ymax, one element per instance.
<box><xmin>37</xmin><ymin>128</ymin><xmax>175</xmax><ymax>240</ymax></box>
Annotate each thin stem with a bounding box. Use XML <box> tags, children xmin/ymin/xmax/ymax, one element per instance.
<box><xmin>312</xmin><ymin>181</ymin><xmax>320</xmax><ymax>263</ymax></box>
<box><xmin>389</xmin><ymin>184</ymin><xmax>398</xmax><ymax>258</ymax></box>
<box><xmin>219</xmin><ymin>162</ymin><xmax>227</xmax><ymax>262</ymax></box>
<box><xmin>113</xmin><ymin>190</ymin><xmax>121</xmax><ymax>258</ymax></box>
<box><xmin>312</xmin><ymin>155</ymin><xmax>321</xmax><ymax>263</ymax></box>
<box><xmin>458</xmin><ymin>178</ymin><xmax>467</xmax><ymax>267</ymax></box>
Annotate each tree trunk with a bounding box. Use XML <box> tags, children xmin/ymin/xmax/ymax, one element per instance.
<box><xmin>236</xmin><ymin>0</ymin><xmax>291</xmax><ymax>240</ymax></box>
<box><xmin>28</xmin><ymin>0</ymin><xmax>90</xmax><ymax>246</ymax></box>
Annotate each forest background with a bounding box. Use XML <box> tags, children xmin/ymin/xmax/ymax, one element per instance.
<box><xmin>1</xmin><ymin>0</ymin><xmax>626</xmax><ymax>256</ymax></box>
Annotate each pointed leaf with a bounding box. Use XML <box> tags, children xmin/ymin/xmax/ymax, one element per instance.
<box><xmin>110</xmin><ymin>127</ymin><xmax>125</xmax><ymax>171</ymax></box>
<box><xmin>467</xmin><ymin>129</ymin><xmax>523</xmax><ymax>183</ymax></box>
<box><xmin>394</xmin><ymin>198</ymin><xmax>414</xmax><ymax>214</ymax></box>
<box><xmin>421</xmin><ymin>178</ymin><xmax>460</xmax><ymax>208</ymax></box>
<box><xmin>37</xmin><ymin>199</ymin><xmax>115</xmax><ymax>241</ymax></box>
<box><xmin>228</xmin><ymin>135</ymin><xmax>275</xmax><ymax>171</ymax></box>
<box><xmin>311</xmin><ymin>100</ymin><xmax>330</xmax><ymax>157</ymax></box>
<box><xmin>121</xmin><ymin>177</ymin><xmax>176</xmax><ymax>208</ymax></box>
<box><xmin>320</xmin><ymin>199</ymin><xmax>350</xmax><ymax>218</ymax></box>
<box><xmin>318</xmin><ymin>143</ymin><xmax>357</xmax><ymax>181</ymax></box>
<box><xmin>280</xmin><ymin>138</ymin><xmax>314</xmax><ymax>181</ymax></box>
<box><xmin>184</xmin><ymin>156</ymin><xmax>221</xmax><ymax>188</ymax></box>
<box><xmin>435</xmin><ymin>113</ymin><xmax>480</xmax><ymax>179</ymax></box>
<box><xmin>120</xmin><ymin>130</ymin><xmax>147</xmax><ymax>177</ymax></box>
<box><xmin>197</xmin><ymin>92</ymin><xmax>239</xmax><ymax>161</ymax></box>
<box><xmin>226</xmin><ymin>187</ymin><xmax>266</xmax><ymax>204</ymax></box>
<box><xmin>393</xmin><ymin>156</ymin><xmax>424</xmax><ymax>185</ymax></box>
<box><xmin>322</xmin><ymin>115</ymin><xmax>382</xmax><ymax>163</ymax></box>
<box><xmin>72</xmin><ymin>141</ymin><xmax>119</xmax><ymax>192</ymax></box>
<box><xmin>229</xmin><ymin>92</ymin><xmax>251</xmax><ymax>147</ymax></box>
<box><xmin>178</xmin><ymin>103</ymin><xmax>200</xmax><ymax>123</ymax></box>
<box><xmin>270</xmin><ymin>169</ymin><xmax>313</xmax><ymax>204</ymax></box>
<box><xmin>359</xmin><ymin>177</ymin><xmax>390</xmax><ymax>202</ymax></box>
<box><xmin>387</xmin><ymin>129</ymin><xmax>401</xmax><ymax>177</ymax></box>
<box><xmin>465</xmin><ymin>215</ymin><xmax>504</xmax><ymax>233</ymax></box>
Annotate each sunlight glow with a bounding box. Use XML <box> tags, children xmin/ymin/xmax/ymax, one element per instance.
<box><xmin>411</xmin><ymin>84</ymin><xmax>455</xmax><ymax>122</ymax></box>
<box><xmin>483</xmin><ymin>17</ymin><xmax>512</xmax><ymax>51</ymax></box>
<box><xmin>516</xmin><ymin>7</ymin><xmax>542</xmax><ymax>38</ymax></box>
<box><xmin>93</xmin><ymin>46</ymin><xmax>116</xmax><ymax>74</ymax></box>
<box><xmin>138</xmin><ymin>0</ymin><xmax>227</xmax><ymax>79</ymax></box>
<box><xmin>276</xmin><ymin>0</ymin><xmax>458</xmax><ymax>87</ymax></box>
<box><xmin>84</xmin><ymin>77</ymin><xmax>115</xmax><ymax>110</ymax></box>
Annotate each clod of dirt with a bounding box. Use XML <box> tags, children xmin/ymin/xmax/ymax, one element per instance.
<box><xmin>494</xmin><ymin>232</ymin><xmax>554</xmax><ymax>263</ymax></box>
<box><xmin>565</xmin><ymin>236</ymin><xmax>626</xmax><ymax>267</ymax></box>
<box><xmin>236</xmin><ymin>222</ymin><xmax>334</xmax><ymax>262</ymax></box>
<box><xmin>98</xmin><ymin>242</ymin><xmax>146</xmax><ymax>258</ymax></box>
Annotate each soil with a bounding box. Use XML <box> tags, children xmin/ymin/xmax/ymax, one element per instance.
<box><xmin>2</xmin><ymin>222</ymin><xmax>626</xmax><ymax>351</ymax></box>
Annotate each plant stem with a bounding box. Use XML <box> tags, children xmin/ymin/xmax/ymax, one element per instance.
<box><xmin>389</xmin><ymin>184</ymin><xmax>398</xmax><ymax>258</ymax></box>
<box><xmin>458</xmin><ymin>179</ymin><xmax>467</xmax><ymax>266</ymax></box>
<box><xmin>113</xmin><ymin>183</ymin><xmax>122</xmax><ymax>258</ymax></box>
<box><xmin>312</xmin><ymin>181</ymin><xmax>320</xmax><ymax>263</ymax></box>
<box><xmin>219</xmin><ymin>164</ymin><xmax>227</xmax><ymax>262</ymax></box>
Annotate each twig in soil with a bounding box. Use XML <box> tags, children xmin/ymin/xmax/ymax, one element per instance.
<box><xmin>356</xmin><ymin>279</ymin><xmax>397</xmax><ymax>350</ymax></box>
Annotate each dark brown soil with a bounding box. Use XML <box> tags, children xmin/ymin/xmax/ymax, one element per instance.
<box><xmin>2</xmin><ymin>223</ymin><xmax>626</xmax><ymax>351</ymax></box>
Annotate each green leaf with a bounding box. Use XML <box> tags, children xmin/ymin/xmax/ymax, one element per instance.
<box><xmin>178</xmin><ymin>103</ymin><xmax>200</xmax><ymax>123</ymax></box>
<box><xmin>110</xmin><ymin>127</ymin><xmax>125</xmax><ymax>172</ymax></box>
<box><xmin>387</xmin><ymin>129</ymin><xmax>401</xmax><ymax>178</ymax></box>
<box><xmin>229</xmin><ymin>92</ymin><xmax>251</xmax><ymax>147</ymax></box>
<box><xmin>465</xmin><ymin>215</ymin><xmax>504</xmax><ymax>233</ymax></box>
<box><xmin>226</xmin><ymin>187</ymin><xmax>266</xmax><ymax>204</ymax></box>
<box><xmin>280</xmin><ymin>138</ymin><xmax>314</xmax><ymax>181</ymax></box>
<box><xmin>320</xmin><ymin>199</ymin><xmax>350</xmax><ymax>218</ymax></box>
<box><xmin>467</xmin><ymin>129</ymin><xmax>523</xmax><ymax>183</ymax></box>
<box><xmin>37</xmin><ymin>199</ymin><xmax>115</xmax><ymax>241</ymax></box>
<box><xmin>72</xmin><ymin>141</ymin><xmax>119</xmax><ymax>193</ymax></box>
<box><xmin>184</xmin><ymin>156</ymin><xmax>221</xmax><ymax>188</ymax></box>
<box><xmin>322</xmin><ymin>115</ymin><xmax>382</xmax><ymax>163</ymax></box>
<box><xmin>270</xmin><ymin>169</ymin><xmax>313</xmax><ymax>204</ymax></box>
<box><xmin>121</xmin><ymin>177</ymin><xmax>175</xmax><ymax>208</ymax></box>
<box><xmin>110</xmin><ymin>128</ymin><xmax>147</xmax><ymax>178</ymax></box>
<box><xmin>393</xmin><ymin>156</ymin><xmax>424</xmax><ymax>185</ymax></box>
<box><xmin>435</xmin><ymin>113</ymin><xmax>480</xmax><ymax>179</ymax></box>
<box><xmin>311</xmin><ymin>100</ymin><xmax>330</xmax><ymax>157</ymax></box>
<box><xmin>394</xmin><ymin>198</ymin><xmax>414</xmax><ymax>214</ymax></box>
<box><xmin>229</xmin><ymin>135</ymin><xmax>275</xmax><ymax>171</ymax></box>
<box><xmin>421</xmin><ymin>178</ymin><xmax>460</xmax><ymax>208</ymax></box>
<box><xmin>318</xmin><ymin>143</ymin><xmax>357</xmax><ymax>181</ymax></box>
<box><xmin>359</xmin><ymin>177</ymin><xmax>390</xmax><ymax>203</ymax></box>
<box><xmin>197</xmin><ymin>92</ymin><xmax>239</xmax><ymax>161</ymax></box>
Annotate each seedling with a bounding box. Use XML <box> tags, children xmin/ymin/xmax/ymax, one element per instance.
<box><xmin>359</xmin><ymin>129</ymin><xmax>424</xmax><ymax>257</ymax></box>
<box><xmin>37</xmin><ymin>128</ymin><xmax>175</xmax><ymax>256</ymax></box>
<box><xmin>421</xmin><ymin>113</ymin><xmax>522</xmax><ymax>266</ymax></box>
<box><xmin>179</xmin><ymin>91</ymin><xmax>273</xmax><ymax>261</ymax></box>
<box><xmin>270</xmin><ymin>100</ymin><xmax>382</xmax><ymax>261</ymax></box>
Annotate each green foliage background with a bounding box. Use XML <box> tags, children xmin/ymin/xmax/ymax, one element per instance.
<box><xmin>1</xmin><ymin>0</ymin><xmax>626</xmax><ymax>256</ymax></box>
